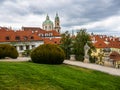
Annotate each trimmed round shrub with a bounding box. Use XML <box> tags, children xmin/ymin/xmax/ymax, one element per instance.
<box><xmin>0</xmin><ymin>44</ymin><xmax>18</xmax><ymax>59</ymax></box>
<box><xmin>30</xmin><ymin>44</ymin><xmax>65</xmax><ymax>64</ymax></box>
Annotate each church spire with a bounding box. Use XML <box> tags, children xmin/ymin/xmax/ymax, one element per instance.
<box><xmin>56</xmin><ymin>13</ymin><xmax>58</xmax><ymax>17</ymax></box>
<box><xmin>55</xmin><ymin>13</ymin><xmax>59</xmax><ymax>20</ymax></box>
<box><xmin>46</xmin><ymin>14</ymin><xmax>49</xmax><ymax>20</ymax></box>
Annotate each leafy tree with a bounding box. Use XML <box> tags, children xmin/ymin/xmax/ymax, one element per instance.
<box><xmin>73</xmin><ymin>29</ymin><xmax>95</xmax><ymax>61</ymax></box>
<box><xmin>60</xmin><ymin>31</ymin><xmax>72</xmax><ymax>59</ymax></box>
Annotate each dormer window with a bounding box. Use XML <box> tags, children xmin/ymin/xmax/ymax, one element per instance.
<box><xmin>32</xmin><ymin>31</ymin><xmax>34</xmax><ymax>33</ymax></box>
<box><xmin>5</xmin><ymin>36</ymin><xmax>10</xmax><ymax>40</ymax></box>
<box><xmin>15</xmin><ymin>36</ymin><xmax>20</xmax><ymax>40</ymax></box>
<box><xmin>31</xmin><ymin>36</ymin><xmax>34</xmax><ymax>40</ymax></box>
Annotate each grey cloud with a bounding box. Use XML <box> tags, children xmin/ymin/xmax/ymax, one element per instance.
<box><xmin>28</xmin><ymin>6</ymin><xmax>45</xmax><ymax>15</ymax></box>
<box><xmin>0</xmin><ymin>0</ymin><xmax>120</xmax><ymax>35</ymax></box>
<box><xmin>0</xmin><ymin>0</ymin><xmax>29</xmax><ymax>16</ymax></box>
<box><xmin>57</xmin><ymin>0</ymin><xmax>120</xmax><ymax>29</ymax></box>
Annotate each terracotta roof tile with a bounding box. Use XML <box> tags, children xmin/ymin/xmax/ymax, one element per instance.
<box><xmin>43</xmin><ymin>38</ymin><xmax>61</xmax><ymax>44</ymax></box>
<box><xmin>110</xmin><ymin>51</ymin><xmax>120</xmax><ymax>61</ymax></box>
<box><xmin>0</xmin><ymin>28</ymin><xmax>43</xmax><ymax>42</ymax></box>
<box><xmin>0</xmin><ymin>27</ymin><xmax>60</xmax><ymax>44</ymax></box>
<box><xmin>91</xmin><ymin>35</ymin><xmax>120</xmax><ymax>48</ymax></box>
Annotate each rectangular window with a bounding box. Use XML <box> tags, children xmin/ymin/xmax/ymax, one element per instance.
<box><xmin>15</xmin><ymin>36</ymin><xmax>20</xmax><ymax>40</ymax></box>
<box><xmin>26</xmin><ymin>45</ymin><xmax>29</xmax><ymax>50</ymax></box>
<box><xmin>19</xmin><ymin>46</ymin><xmax>23</xmax><ymax>50</ymax></box>
<box><xmin>32</xmin><ymin>45</ymin><xmax>35</xmax><ymax>48</ymax></box>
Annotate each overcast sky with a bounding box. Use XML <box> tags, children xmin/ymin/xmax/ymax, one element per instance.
<box><xmin>0</xmin><ymin>0</ymin><xmax>120</xmax><ymax>36</ymax></box>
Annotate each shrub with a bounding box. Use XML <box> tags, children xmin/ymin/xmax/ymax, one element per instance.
<box><xmin>30</xmin><ymin>44</ymin><xmax>65</xmax><ymax>64</ymax></box>
<box><xmin>89</xmin><ymin>56</ymin><xmax>97</xmax><ymax>63</ymax></box>
<box><xmin>22</xmin><ymin>50</ymin><xmax>31</xmax><ymax>57</ymax></box>
<box><xmin>0</xmin><ymin>44</ymin><xmax>18</xmax><ymax>59</ymax></box>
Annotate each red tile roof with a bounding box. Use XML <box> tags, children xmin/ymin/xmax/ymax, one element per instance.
<box><xmin>0</xmin><ymin>27</ymin><xmax>61</xmax><ymax>44</ymax></box>
<box><xmin>43</xmin><ymin>38</ymin><xmax>61</xmax><ymax>44</ymax></box>
<box><xmin>91</xmin><ymin>35</ymin><xmax>120</xmax><ymax>48</ymax></box>
<box><xmin>22</xmin><ymin>27</ymin><xmax>60</xmax><ymax>37</ymax></box>
<box><xmin>22</xmin><ymin>27</ymin><xmax>42</xmax><ymax>31</ymax></box>
<box><xmin>110</xmin><ymin>51</ymin><xmax>120</xmax><ymax>61</ymax></box>
<box><xmin>0</xmin><ymin>28</ymin><xmax>43</xmax><ymax>42</ymax></box>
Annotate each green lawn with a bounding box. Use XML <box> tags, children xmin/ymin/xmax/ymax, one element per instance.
<box><xmin>0</xmin><ymin>62</ymin><xmax>120</xmax><ymax>90</ymax></box>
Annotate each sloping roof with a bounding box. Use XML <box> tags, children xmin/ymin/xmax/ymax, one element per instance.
<box><xmin>0</xmin><ymin>28</ymin><xmax>43</xmax><ymax>42</ymax></box>
<box><xmin>0</xmin><ymin>27</ymin><xmax>61</xmax><ymax>44</ymax></box>
<box><xmin>110</xmin><ymin>51</ymin><xmax>120</xmax><ymax>61</ymax></box>
<box><xmin>22</xmin><ymin>27</ymin><xmax>42</xmax><ymax>31</ymax></box>
<box><xmin>22</xmin><ymin>27</ymin><xmax>60</xmax><ymax>36</ymax></box>
<box><xmin>43</xmin><ymin>38</ymin><xmax>61</xmax><ymax>44</ymax></box>
<box><xmin>91</xmin><ymin>35</ymin><xmax>120</xmax><ymax>48</ymax></box>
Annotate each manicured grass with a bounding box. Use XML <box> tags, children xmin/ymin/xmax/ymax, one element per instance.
<box><xmin>0</xmin><ymin>62</ymin><xmax>120</xmax><ymax>90</ymax></box>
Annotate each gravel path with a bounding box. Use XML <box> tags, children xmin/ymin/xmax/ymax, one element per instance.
<box><xmin>64</xmin><ymin>60</ymin><xmax>120</xmax><ymax>76</ymax></box>
<box><xmin>0</xmin><ymin>57</ymin><xmax>31</xmax><ymax>62</ymax></box>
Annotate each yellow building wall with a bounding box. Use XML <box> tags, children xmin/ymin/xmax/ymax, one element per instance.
<box><xmin>91</xmin><ymin>48</ymin><xmax>102</xmax><ymax>57</ymax></box>
<box><xmin>91</xmin><ymin>48</ymin><xmax>120</xmax><ymax>57</ymax></box>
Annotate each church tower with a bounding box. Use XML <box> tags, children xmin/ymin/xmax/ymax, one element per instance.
<box><xmin>42</xmin><ymin>14</ymin><xmax>53</xmax><ymax>31</ymax></box>
<box><xmin>54</xmin><ymin>13</ymin><xmax>61</xmax><ymax>33</ymax></box>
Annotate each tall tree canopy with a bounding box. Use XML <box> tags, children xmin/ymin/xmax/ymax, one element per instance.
<box><xmin>73</xmin><ymin>29</ymin><xmax>95</xmax><ymax>61</ymax></box>
<box><xmin>60</xmin><ymin>31</ymin><xmax>72</xmax><ymax>59</ymax></box>
<box><xmin>60</xmin><ymin>29</ymin><xmax>95</xmax><ymax>62</ymax></box>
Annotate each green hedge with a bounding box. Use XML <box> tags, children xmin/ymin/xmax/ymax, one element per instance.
<box><xmin>30</xmin><ymin>44</ymin><xmax>65</xmax><ymax>64</ymax></box>
<box><xmin>0</xmin><ymin>44</ymin><xmax>18</xmax><ymax>59</ymax></box>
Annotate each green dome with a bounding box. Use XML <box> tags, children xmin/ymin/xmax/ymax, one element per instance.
<box><xmin>43</xmin><ymin>15</ymin><xmax>53</xmax><ymax>25</ymax></box>
<box><xmin>43</xmin><ymin>20</ymin><xmax>53</xmax><ymax>25</ymax></box>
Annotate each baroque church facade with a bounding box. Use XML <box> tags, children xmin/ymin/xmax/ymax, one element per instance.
<box><xmin>42</xmin><ymin>13</ymin><xmax>61</xmax><ymax>33</ymax></box>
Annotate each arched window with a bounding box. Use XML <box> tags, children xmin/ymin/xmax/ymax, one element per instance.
<box><xmin>45</xmin><ymin>26</ymin><xmax>47</xmax><ymax>30</ymax></box>
<box><xmin>49</xmin><ymin>26</ymin><xmax>51</xmax><ymax>29</ymax></box>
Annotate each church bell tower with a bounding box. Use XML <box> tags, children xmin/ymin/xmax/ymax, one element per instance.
<box><xmin>54</xmin><ymin>13</ymin><xmax>61</xmax><ymax>33</ymax></box>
